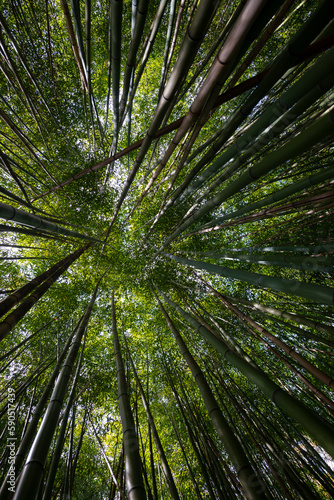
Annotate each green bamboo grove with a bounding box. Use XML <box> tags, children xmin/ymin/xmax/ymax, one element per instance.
<box><xmin>0</xmin><ymin>0</ymin><xmax>334</xmax><ymax>498</ymax></box>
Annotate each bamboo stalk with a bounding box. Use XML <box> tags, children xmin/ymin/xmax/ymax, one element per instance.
<box><xmin>12</xmin><ymin>281</ymin><xmax>100</xmax><ymax>500</ymax></box>
<box><xmin>156</xmin><ymin>294</ymin><xmax>267</xmax><ymax>499</ymax></box>
<box><xmin>156</xmin><ymin>287</ymin><xmax>334</xmax><ymax>458</ymax></box>
<box><xmin>111</xmin><ymin>293</ymin><xmax>146</xmax><ymax>499</ymax></box>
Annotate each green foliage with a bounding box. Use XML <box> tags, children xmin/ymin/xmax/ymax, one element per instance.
<box><xmin>1</xmin><ymin>0</ymin><xmax>334</xmax><ymax>498</ymax></box>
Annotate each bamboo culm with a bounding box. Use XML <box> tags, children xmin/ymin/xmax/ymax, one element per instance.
<box><xmin>156</xmin><ymin>287</ymin><xmax>334</xmax><ymax>458</ymax></box>
<box><xmin>12</xmin><ymin>280</ymin><xmax>100</xmax><ymax>500</ymax></box>
<box><xmin>111</xmin><ymin>292</ymin><xmax>146</xmax><ymax>500</ymax></box>
<box><xmin>156</xmin><ymin>295</ymin><xmax>267</xmax><ymax>500</ymax></box>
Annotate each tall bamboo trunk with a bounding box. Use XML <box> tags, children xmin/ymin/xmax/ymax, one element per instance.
<box><xmin>0</xmin><ymin>246</ymin><xmax>87</xmax><ymax>317</ymax></box>
<box><xmin>156</xmin><ymin>286</ymin><xmax>334</xmax><ymax>458</ymax></box>
<box><xmin>12</xmin><ymin>280</ymin><xmax>101</xmax><ymax>500</ymax></box>
<box><xmin>0</xmin><ymin>202</ymin><xmax>103</xmax><ymax>242</ymax></box>
<box><xmin>0</xmin><ymin>246</ymin><xmax>88</xmax><ymax>341</ymax></box>
<box><xmin>165</xmin><ymin>253</ymin><xmax>334</xmax><ymax>305</ymax></box>
<box><xmin>156</xmin><ymin>294</ymin><xmax>267</xmax><ymax>500</ymax></box>
<box><xmin>127</xmin><ymin>346</ymin><xmax>180</xmax><ymax>500</ymax></box>
<box><xmin>41</xmin><ymin>325</ymin><xmax>88</xmax><ymax>500</ymax></box>
<box><xmin>111</xmin><ymin>292</ymin><xmax>146</xmax><ymax>499</ymax></box>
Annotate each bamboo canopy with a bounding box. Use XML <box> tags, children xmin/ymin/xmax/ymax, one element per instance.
<box><xmin>1</xmin><ymin>0</ymin><xmax>334</xmax><ymax>498</ymax></box>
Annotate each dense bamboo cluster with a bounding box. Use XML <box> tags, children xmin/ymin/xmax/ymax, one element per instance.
<box><xmin>1</xmin><ymin>0</ymin><xmax>334</xmax><ymax>498</ymax></box>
